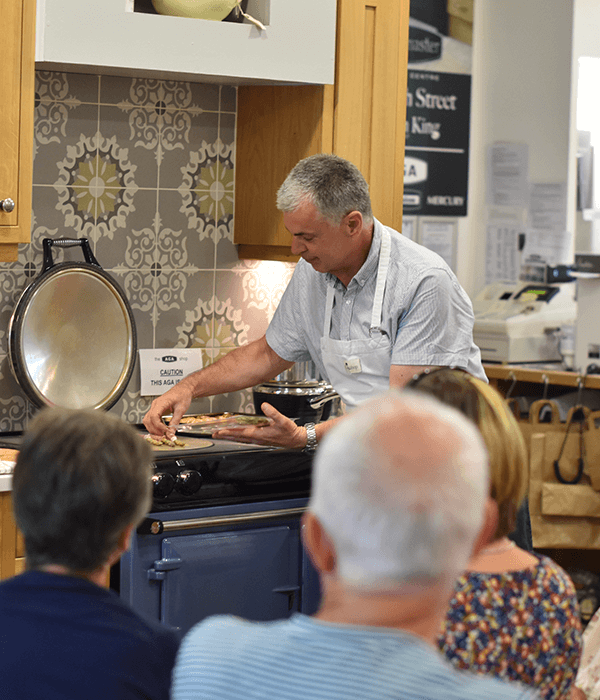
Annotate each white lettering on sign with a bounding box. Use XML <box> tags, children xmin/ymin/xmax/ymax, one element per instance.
<box><xmin>426</xmin><ymin>195</ymin><xmax>465</xmax><ymax>207</ymax></box>
<box><xmin>404</xmin><ymin>157</ymin><xmax>428</xmax><ymax>185</ymax></box>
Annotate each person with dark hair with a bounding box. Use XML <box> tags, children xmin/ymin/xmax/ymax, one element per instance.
<box><xmin>144</xmin><ymin>153</ymin><xmax>484</xmax><ymax>451</ymax></box>
<box><xmin>0</xmin><ymin>407</ymin><xmax>179</xmax><ymax>700</ymax></box>
<box><xmin>171</xmin><ymin>389</ymin><xmax>536</xmax><ymax>700</ymax></box>
<box><xmin>408</xmin><ymin>368</ymin><xmax>582</xmax><ymax>700</ymax></box>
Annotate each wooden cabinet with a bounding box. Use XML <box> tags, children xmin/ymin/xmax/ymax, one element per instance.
<box><xmin>0</xmin><ymin>492</ymin><xmax>25</xmax><ymax>580</ymax></box>
<box><xmin>0</xmin><ymin>0</ymin><xmax>36</xmax><ymax>262</ymax></box>
<box><xmin>235</xmin><ymin>0</ymin><xmax>410</xmax><ymax>260</ymax></box>
<box><xmin>35</xmin><ymin>0</ymin><xmax>336</xmax><ymax>86</ymax></box>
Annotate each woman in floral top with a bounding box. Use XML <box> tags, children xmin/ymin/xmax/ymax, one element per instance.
<box><xmin>408</xmin><ymin>369</ymin><xmax>582</xmax><ymax>700</ymax></box>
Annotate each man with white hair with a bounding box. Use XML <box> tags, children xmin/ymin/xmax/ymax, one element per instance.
<box><xmin>171</xmin><ymin>390</ymin><xmax>538</xmax><ymax>700</ymax></box>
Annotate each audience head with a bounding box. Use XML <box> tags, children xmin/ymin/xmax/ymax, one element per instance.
<box><xmin>407</xmin><ymin>368</ymin><xmax>528</xmax><ymax>540</ymax></box>
<box><xmin>276</xmin><ymin>153</ymin><xmax>373</xmax><ymax>226</ymax></box>
<box><xmin>13</xmin><ymin>407</ymin><xmax>153</xmax><ymax>574</ymax></box>
<box><xmin>308</xmin><ymin>389</ymin><xmax>489</xmax><ymax>592</ymax></box>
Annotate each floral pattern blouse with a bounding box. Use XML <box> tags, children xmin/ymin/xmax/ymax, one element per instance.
<box><xmin>437</xmin><ymin>554</ymin><xmax>582</xmax><ymax>700</ymax></box>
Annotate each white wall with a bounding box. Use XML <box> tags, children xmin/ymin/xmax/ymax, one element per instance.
<box><xmin>571</xmin><ymin>0</ymin><xmax>600</xmax><ymax>252</ymax></box>
<box><xmin>455</xmin><ymin>0</ymin><xmax>575</xmax><ymax>297</ymax></box>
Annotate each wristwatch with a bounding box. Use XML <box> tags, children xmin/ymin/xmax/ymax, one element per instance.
<box><xmin>303</xmin><ymin>423</ymin><xmax>318</xmax><ymax>453</ymax></box>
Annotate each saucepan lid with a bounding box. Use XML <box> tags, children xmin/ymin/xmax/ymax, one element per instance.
<box><xmin>8</xmin><ymin>238</ymin><xmax>137</xmax><ymax>410</ymax></box>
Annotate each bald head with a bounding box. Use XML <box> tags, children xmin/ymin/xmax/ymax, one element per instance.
<box><xmin>308</xmin><ymin>390</ymin><xmax>489</xmax><ymax>591</ymax></box>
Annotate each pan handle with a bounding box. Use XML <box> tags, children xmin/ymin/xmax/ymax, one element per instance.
<box><xmin>42</xmin><ymin>237</ymin><xmax>100</xmax><ymax>273</ymax></box>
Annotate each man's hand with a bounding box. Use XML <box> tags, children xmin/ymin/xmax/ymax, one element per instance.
<box><xmin>142</xmin><ymin>382</ymin><xmax>194</xmax><ymax>439</ymax></box>
<box><xmin>211</xmin><ymin>403</ymin><xmax>307</xmax><ymax>449</ymax></box>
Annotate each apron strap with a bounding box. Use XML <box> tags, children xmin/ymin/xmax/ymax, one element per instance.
<box><xmin>370</xmin><ymin>229</ymin><xmax>391</xmax><ymax>331</ymax></box>
<box><xmin>323</xmin><ymin>228</ymin><xmax>392</xmax><ymax>338</ymax></box>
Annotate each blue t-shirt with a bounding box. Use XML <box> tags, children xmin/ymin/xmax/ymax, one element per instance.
<box><xmin>172</xmin><ymin>613</ymin><xmax>539</xmax><ymax>700</ymax></box>
<box><xmin>0</xmin><ymin>570</ymin><xmax>179</xmax><ymax>700</ymax></box>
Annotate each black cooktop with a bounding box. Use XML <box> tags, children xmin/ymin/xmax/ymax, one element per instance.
<box><xmin>0</xmin><ymin>429</ymin><xmax>314</xmax><ymax>512</ymax></box>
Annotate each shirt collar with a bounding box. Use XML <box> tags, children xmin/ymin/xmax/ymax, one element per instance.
<box><xmin>327</xmin><ymin>219</ymin><xmax>382</xmax><ymax>291</ymax></box>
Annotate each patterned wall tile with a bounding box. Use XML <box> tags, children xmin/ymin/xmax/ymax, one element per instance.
<box><xmin>0</xmin><ymin>69</ymin><xmax>297</xmax><ymax>429</ymax></box>
<box><xmin>161</xmin><ymin>112</ymin><xmax>221</xmax><ymax>191</ymax></box>
<box><xmin>159</xmin><ymin>188</ymin><xmax>216</xmax><ymax>270</ymax></box>
<box><xmin>96</xmin><ymin>188</ymin><xmax>157</xmax><ymax>269</ymax></box>
<box><xmin>98</xmin><ymin>105</ymin><xmax>159</xmax><ymax>189</ymax></box>
<box><xmin>39</xmin><ymin>71</ymin><xmax>100</xmax><ymax>105</ymax></box>
<box><xmin>219</xmin><ymin>111</ymin><xmax>235</xmax><ymax>148</ymax></box>
<box><xmin>34</xmin><ymin>100</ymin><xmax>100</xmax><ymax>187</ymax></box>
<box><xmin>220</xmin><ymin>85</ymin><xmax>237</xmax><ymax>113</ymax></box>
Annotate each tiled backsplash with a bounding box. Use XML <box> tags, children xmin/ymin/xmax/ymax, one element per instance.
<box><xmin>0</xmin><ymin>71</ymin><xmax>294</xmax><ymax>431</ymax></box>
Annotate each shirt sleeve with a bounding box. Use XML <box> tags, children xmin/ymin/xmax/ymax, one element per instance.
<box><xmin>391</xmin><ymin>268</ymin><xmax>477</xmax><ymax>368</ymax></box>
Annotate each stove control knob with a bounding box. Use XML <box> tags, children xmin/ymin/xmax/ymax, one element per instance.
<box><xmin>152</xmin><ymin>472</ymin><xmax>175</xmax><ymax>499</ymax></box>
<box><xmin>175</xmin><ymin>469</ymin><xmax>202</xmax><ymax>496</ymax></box>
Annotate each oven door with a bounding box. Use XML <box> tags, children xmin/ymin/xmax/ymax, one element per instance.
<box><xmin>120</xmin><ymin>498</ymin><xmax>320</xmax><ymax>637</ymax></box>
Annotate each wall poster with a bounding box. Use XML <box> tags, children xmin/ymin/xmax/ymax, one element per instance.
<box><xmin>403</xmin><ymin>0</ymin><xmax>473</xmax><ymax>218</ymax></box>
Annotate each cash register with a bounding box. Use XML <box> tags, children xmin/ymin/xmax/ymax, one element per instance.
<box><xmin>473</xmin><ymin>266</ymin><xmax>577</xmax><ymax>363</ymax></box>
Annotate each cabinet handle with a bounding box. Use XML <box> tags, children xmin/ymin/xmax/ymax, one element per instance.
<box><xmin>0</xmin><ymin>198</ymin><xmax>15</xmax><ymax>213</ymax></box>
<box><xmin>141</xmin><ymin>506</ymin><xmax>307</xmax><ymax>535</ymax></box>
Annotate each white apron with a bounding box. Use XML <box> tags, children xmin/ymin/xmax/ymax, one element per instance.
<box><xmin>320</xmin><ymin>230</ymin><xmax>392</xmax><ymax>410</ymax></box>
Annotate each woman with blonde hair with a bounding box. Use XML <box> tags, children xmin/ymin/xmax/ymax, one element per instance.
<box><xmin>408</xmin><ymin>368</ymin><xmax>582</xmax><ymax>700</ymax></box>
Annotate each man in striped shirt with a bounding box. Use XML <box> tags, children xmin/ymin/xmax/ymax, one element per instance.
<box><xmin>171</xmin><ymin>390</ymin><xmax>538</xmax><ymax>700</ymax></box>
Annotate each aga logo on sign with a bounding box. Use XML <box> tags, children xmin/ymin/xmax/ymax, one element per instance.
<box><xmin>404</xmin><ymin>157</ymin><xmax>428</xmax><ymax>185</ymax></box>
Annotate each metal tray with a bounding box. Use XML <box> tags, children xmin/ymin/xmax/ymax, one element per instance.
<box><xmin>168</xmin><ymin>412</ymin><xmax>271</xmax><ymax>435</ymax></box>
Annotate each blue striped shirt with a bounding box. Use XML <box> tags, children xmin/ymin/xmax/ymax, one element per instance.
<box><xmin>265</xmin><ymin>219</ymin><xmax>486</xmax><ymax>385</ymax></box>
<box><xmin>171</xmin><ymin>614</ymin><xmax>539</xmax><ymax>700</ymax></box>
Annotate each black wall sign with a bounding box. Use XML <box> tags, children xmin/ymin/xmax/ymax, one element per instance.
<box><xmin>403</xmin><ymin>15</ymin><xmax>472</xmax><ymax>217</ymax></box>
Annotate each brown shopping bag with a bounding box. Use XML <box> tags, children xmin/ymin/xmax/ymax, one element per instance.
<box><xmin>529</xmin><ymin>406</ymin><xmax>600</xmax><ymax>548</ymax></box>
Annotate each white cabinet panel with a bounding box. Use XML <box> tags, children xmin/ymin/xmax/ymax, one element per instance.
<box><xmin>36</xmin><ymin>0</ymin><xmax>336</xmax><ymax>85</ymax></box>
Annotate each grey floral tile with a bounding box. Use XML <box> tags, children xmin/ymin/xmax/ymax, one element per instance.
<box><xmin>220</xmin><ymin>85</ymin><xmax>237</xmax><ymax>113</ymax></box>
<box><xmin>158</xmin><ymin>189</ymin><xmax>216</xmax><ymax>271</ymax></box>
<box><xmin>219</xmin><ymin>111</ymin><xmax>235</xmax><ymax>148</ymax></box>
<box><xmin>13</xmin><ymin>186</ymin><xmax>65</xmax><ymax>271</ymax></box>
<box><xmin>101</xmin><ymin>76</ymin><xmax>191</xmax><ymax>110</ymax></box>
<box><xmin>53</xmin><ymin>130</ymin><xmax>140</xmax><ymax>244</ymax></box>
<box><xmin>214</xmin><ymin>264</ymin><xmax>293</xmax><ymax>343</ymax></box>
<box><xmin>99</xmin><ymin>105</ymin><xmax>159</xmax><ymax>189</ymax></box>
<box><xmin>129</xmin><ymin>303</ymin><xmax>155</xmax><ymax>358</ymax></box>
<box><xmin>60</xmin><ymin>72</ymin><xmax>101</xmax><ymax>104</ymax></box>
<box><xmin>176</xmin><ymin>140</ymin><xmax>234</xmax><ymax>236</ymax></box>
<box><xmin>97</xmin><ymin>188</ymin><xmax>158</xmax><ymax>269</ymax></box>
<box><xmin>211</xmin><ymin>386</ymin><xmax>255</xmax><ymax>415</ymax></box>
<box><xmin>215</xmin><ymin>220</ymin><xmax>241</xmax><ymax>268</ymax></box>
<box><xmin>0</xmin><ymin>355</ymin><xmax>30</xmax><ymax>429</ymax></box>
<box><xmin>188</xmin><ymin>82</ymin><xmax>221</xmax><ymax>113</ymax></box>
<box><xmin>159</xmin><ymin>111</ymin><xmax>220</xmax><ymax>190</ymax></box>
<box><xmin>36</xmin><ymin>71</ymin><xmax>99</xmax><ymax>107</ymax></box>
<box><xmin>33</xmin><ymin>100</ymin><xmax>100</xmax><ymax>186</ymax></box>
<box><xmin>109</xmin><ymin>384</ymin><xmax>153</xmax><ymax>424</ymax></box>
<box><xmin>157</xmin><ymin>269</ymin><xmax>216</xmax><ymax>348</ymax></box>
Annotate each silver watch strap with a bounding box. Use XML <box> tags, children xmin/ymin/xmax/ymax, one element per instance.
<box><xmin>304</xmin><ymin>422</ymin><xmax>318</xmax><ymax>453</ymax></box>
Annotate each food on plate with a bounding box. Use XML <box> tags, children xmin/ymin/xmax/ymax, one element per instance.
<box><xmin>232</xmin><ymin>415</ymin><xmax>270</xmax><ymax>426</ymax></box>
<box><xmin>175</xmin><ymin>413</ymin><xmax>234</xmax><ymax>425</ymax></box>
<box><xmin>167</xmin><ymin>413</ymin><xmax>270</xmax><ymax>429</ymax></box>
<box><xmin>145</xmin><ymin>436</ymin><xmax>187</xmax><ymax>448</ymax></box>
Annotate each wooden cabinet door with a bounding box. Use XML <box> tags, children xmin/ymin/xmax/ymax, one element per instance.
<box><xmin>0</xmin><ymin>492</ymin><xmax>20</xmax><ymax>580</ymax></box>
<box><xmin>333</xmin><ymin>0</ymin><xmax>409</xmax><ymax>233</ymax></box>
<box><xmin>0</xmin><ymin>0</ymin><xmax>35</xmax><ymax>259</ymax></box>
<box><xmin>234</xmin><ymin>0</ymin><xmax>410</xmax><ymax>259</ymax></box>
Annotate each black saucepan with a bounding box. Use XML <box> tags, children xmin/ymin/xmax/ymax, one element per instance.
<box><xmin>8</xmin><ymin>237</ymin><xmax>137</xmax><ymax>410</ymax></box>
<box><xmin>253</xmin><ymin>380</ymin><xmax>339</xmax><ymax>426</ymax></box>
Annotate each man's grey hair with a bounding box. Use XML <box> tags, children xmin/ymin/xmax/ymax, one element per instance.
<box><xmin>276</xmin><ymin>154</ymin><xmax>373</xmax><ymax>226</ymax></box>
<box><xmin>309</xmin><ymin>390</ymin><xmax>489</xmax><ymax>591</ymax></box>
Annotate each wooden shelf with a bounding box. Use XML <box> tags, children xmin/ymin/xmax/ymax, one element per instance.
<box><xmin>484</xmin><ymin>364</ymin><xmax>600</xmax><ymax>391</ymax></box>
